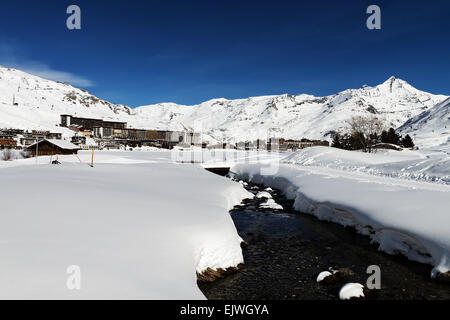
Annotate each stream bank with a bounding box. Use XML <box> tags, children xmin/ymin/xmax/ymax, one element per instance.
<box><xmin>199</xmin><ymin>180</ymin><xmax>450</xmax><ymax>300</ymax></box>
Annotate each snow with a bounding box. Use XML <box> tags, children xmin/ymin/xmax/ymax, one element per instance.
<box><xmin>339</xmin><ymin>283</ymin><xmax>365</xmax><ymax>300</ymax></box>
<box><xmin>0</xmin><ymin>150</ymin><xmax>252</xmax><ymax>299</ymax></box>
<box><xmin>232</xmin><ymin>147</ymin><xmax>450</xmax><ymax>277</ymax></box>
<box><xmin>0</xmin><ymin>149</ymin><xmax>29</xmax><ymax>161</ymax></box>
<box><xmin>316</xmin><ymin>271</ymin><xmax>333</xmax><ymax>283</ymax></box>
<box><xmin>399</xmin><ymin>97</ymin><xmax>450</xmax><ymax>148</ymax></box>
<box><xmin>28</xmin><ymin>138</ymin><xmax>80</xmax><ymax>150</ymax></box>
<box><xmin>259</xmin><ymin>198</ymin><xmax>283</xmax><ymax>210</ymax></box>
<box><xmin>1</xmin><ymin>66</ymin><xmax>448</xmax><ymax>147</ymax></box>
<box><xmin>256</xmin><ymin>191</ymin><xmax>272</xmax><ymax>199</ymax></box>
<box><xmin>283</xmin><ymin>146</ymin><xmax>450</xmax><ymax>185</ymax></box>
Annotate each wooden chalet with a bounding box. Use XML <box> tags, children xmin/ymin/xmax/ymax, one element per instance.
<box><xmin>26</xmin><ymin>139</ymin><xmax>80</xmax><ymax>156</ymax></box>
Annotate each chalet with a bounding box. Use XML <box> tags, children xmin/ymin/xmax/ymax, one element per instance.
<box><xmin>0</xmin><ymin>138</ymin><xmax>17</xmax><ymax>149</ymax></box>
<box><xmin>26</xmin><ymin>139</ymin><xmax>80</xmax><ymax>156</ymax></box>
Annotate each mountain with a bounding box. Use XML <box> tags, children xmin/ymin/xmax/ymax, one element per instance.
<box><xmin>0</xmin><ymin>66</ymin><xmax>132</xmax><ymax>132</ymax></box>
<box><xmin>0</xmin><ymin>65</ymin><xmax>448</xmax><ymax>146</ymax></box>
<box><xmin>132</xmin><ymin>76</ymin><xmax>448</xmax><ymax>143</ymax></box>
<box><xmin>398</xmin><ymin>97</ymin><xmax>450</xmax><ymax>148</ymax></box>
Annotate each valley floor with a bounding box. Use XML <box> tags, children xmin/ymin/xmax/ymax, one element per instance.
<box><xmin>0</xmin><ymin>146</ymin><xmax>448</xmax><ymax>299</ymax></box>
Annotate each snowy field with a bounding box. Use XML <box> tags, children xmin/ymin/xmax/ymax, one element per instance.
<box><xmin>232</xmin><ymin>146</ymin><xmax>450</xmax><ymax>278</ymax></box>
<box><xmin>0</xmin><ymin>150</ymin><xmax>252</xmax><ymax>299</ymax></box>
<box><xmin>1</xmin><ymin>146</ymin><xmax>449</xmax><ymax>299</ymax></box>
<box><xmin>283</xmin><ymin>146</ymin><xmax>450</xmax><ymax>184</ymax></box>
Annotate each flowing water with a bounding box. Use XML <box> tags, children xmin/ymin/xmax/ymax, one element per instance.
<box><xmin>199</xmin><ymin>180</ymin><xmax>450</xmax><ymax>300</ymax></box>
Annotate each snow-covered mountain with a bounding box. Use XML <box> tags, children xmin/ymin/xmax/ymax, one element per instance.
<box><xmin>0</xmin><ymin>66</ymin><xmax>132</xmax><ymax>133</ymax></box>
<box><xmin>398</xmin><ymin>97</ymin><xmax>450</xmax><ymax>148</ymax></box>
<box><xmin>133</xmin><ymin>76</ymin><xmax>448</xmax><ymax>143</ymax></box>
<box><xmin>0</xmin><ymin>65</ymin><xmax>448</xmax><ymax>146</ymax></box>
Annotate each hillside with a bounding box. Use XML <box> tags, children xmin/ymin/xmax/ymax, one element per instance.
<box><xmin>1</xmin><ymin>65</ymin><xmax>448</xmax><ymax>146</ymax></box>
<box><xmin>0</xmin><ymin>66</ymin><xmax>132</xmax><ymax>133</ymax></box>
<box><xmin>398</xmin><ymin>97</ymin><xmax>450</xmax><ymax>148</ymax></box>
<box><xmin>133</xmin><ymin>76</ymin><xmax>448</xmax><ymax>144</ymax></box>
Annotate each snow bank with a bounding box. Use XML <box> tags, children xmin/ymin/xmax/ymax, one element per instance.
<box><xmin>283</xmin><ymin>146</ymin><xmax>450</xmax><ymax>185</ymax></box>
<box><xmin>0</xmin><ymin>151</ymin><xmax>252</xmax><ymax>299</ymax></box>
<box><xmin>233</xmin><ymin>159</ymin><xmax>450</xmax><ymax>277</ymax></box>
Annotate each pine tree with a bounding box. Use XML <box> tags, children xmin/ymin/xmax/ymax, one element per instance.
<box><xmin>381</xmin><ymin>128</ymin><xmax>401</xmax><ymax>145</ymax></box>
<box><xmin>331</xmin><ymin>134</ymin><xmax>342</xmax><ymax>148</ymax></box>
<box><xmin>380</xmin><ymin>130</ymin><xmax>388</xmax><ymax>143</ymax></box>
<box><xmin>401</xmin><ymin>134</ymin><xmax>415</xmax><ymax>148</ymax></box>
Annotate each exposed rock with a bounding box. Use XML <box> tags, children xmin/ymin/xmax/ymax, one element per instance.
<box><xmin>197</xmin><ymin>264</ymin><xmax>244</xmax><ymax>283</ymax></box>
<box><xmin>435</xmin><ymin>271</ymin><xmax>450</xmax><ymax>284</ymax></box>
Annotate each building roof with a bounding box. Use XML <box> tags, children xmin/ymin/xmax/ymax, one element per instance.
<box><xmin>27</xmin><ymin>139</ymin><xmax>80</xmax><ymax>150</ymax></box>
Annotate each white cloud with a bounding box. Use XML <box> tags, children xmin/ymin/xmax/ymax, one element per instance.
<box><xmin>17</xmin><ymin>62</ymin><xmax>94</xmax><ymax>87</ymax></box>
<box><xmin>0</xmin><ymin>42</ymin><xmax>94</xmax><ymax>88</ymax></box>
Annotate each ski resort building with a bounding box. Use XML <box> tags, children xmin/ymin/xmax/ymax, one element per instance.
<box><xmin>60</xmin><ymin>115</ymin><xmax>127</xmax><ymax>131</ymax></box>
<box><xmin>63</xmin><ymin>114</ymin><xmax>202</xmax><ymax>149</ymax></box>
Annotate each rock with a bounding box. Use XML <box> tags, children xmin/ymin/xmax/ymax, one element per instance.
<box><xmin>435</xmin><ymin>271</ymin><xmax>450</xmax><ymax>284</ymax></box>
<box><xmin>197</xmin><ymin>264</ymin><xmax>243</xmax><ymax>283</ymax></box>
<box><xmin>337</xmin><ymin>267</ymin><xmax>356</xmax><ymax>277</ymax></box>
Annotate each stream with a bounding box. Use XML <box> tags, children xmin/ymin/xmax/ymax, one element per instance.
<box><xmin>199</xmin><ymin>180</ymin><xmax>450</xmax><ymax>300</ymax></box>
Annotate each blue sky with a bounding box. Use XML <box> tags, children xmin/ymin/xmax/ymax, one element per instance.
<box><xmin>0</xmin><ymin>0</ymin><xmax>449</xmax><ymax>107</ymax></box>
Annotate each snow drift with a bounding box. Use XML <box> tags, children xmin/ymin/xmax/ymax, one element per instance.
<box><xmin>232</xmin><ymin>147</ymin><xmax>450</xmax><ymax>277</ymax></box>
<box><xmin>0</xmin><ymin>151</ymin><xmax>252</xmax><ymax>299</ymax></box>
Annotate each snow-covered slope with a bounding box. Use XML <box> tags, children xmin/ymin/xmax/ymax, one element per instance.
<box><xmin>398</xmin><ymin>97</ymin><xmax>450</xmax><ymax>148</ymax></box>
<box><xmin>0</xmin><ymin>66</ymin><xmax>132</xmax><ymax>133</ymax></box>
<box><xmin>134</xmin><ymin>77</ymin><xmax>447</xmax><ymax>144</ymax></box>
<box><xmin>1</xmin><ymin>65</ymin><xmax>448</xmax><ymax>146</ymax></box>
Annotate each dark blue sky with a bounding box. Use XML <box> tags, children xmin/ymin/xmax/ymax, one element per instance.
<box><xmin>0</xmin><ymin>0</ymin><xmax>449</xmax><ymax>107</ymax></box>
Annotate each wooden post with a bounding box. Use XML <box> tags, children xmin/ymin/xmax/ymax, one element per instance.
<box><xmin>35</xmin><ymin>139</ymin><xmax>39</xmax><ymax>164</ymax></box>
<box><xmin>91</xmin><ymin>149</ymin><xmax>94</xmax><ymax>167</ymax></box>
